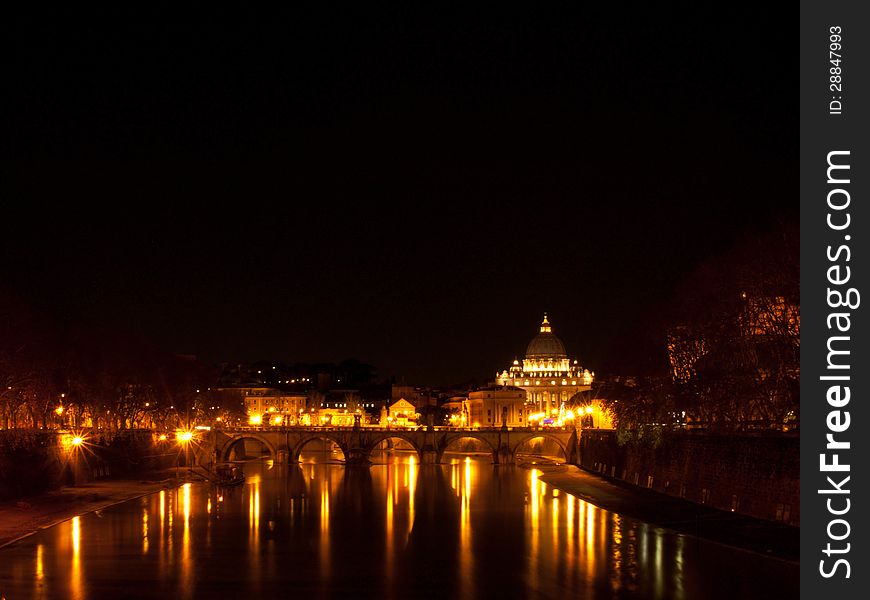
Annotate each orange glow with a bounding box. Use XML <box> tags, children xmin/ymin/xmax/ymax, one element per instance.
<box><xmin>36</xmin><ymin>544</ymin><xmax>44</xmax><ymax>581</ymax></box>
<box><xmin>71</xmin><ymin>516</ymin><xmax>82</xmax><ymax>600</ymax></box>
<box><xmin>142</xmin><ymin>509</ymin><xmax>149</xmax><ymax>555</ymax></box>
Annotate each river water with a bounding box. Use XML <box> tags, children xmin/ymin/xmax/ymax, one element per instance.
<box><xmin>0</xmin><ymin>453</ymin><xmax>798</xmax><ymax>599</ymax></box>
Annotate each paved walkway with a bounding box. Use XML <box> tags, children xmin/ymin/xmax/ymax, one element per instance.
<box><xmin>529</xmin><ymin>462</ymin><xmax>799</xmax><ymax>562</ymax></box>
<box><xmin>0</xmin><ymin>470</ymin><xmax>185</xmax><ymax>548</ymax></box>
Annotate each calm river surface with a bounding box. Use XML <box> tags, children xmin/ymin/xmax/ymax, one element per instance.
<box><xmin>0</xmin><ymin>454</ymin><xmax>798</xmax><ymax>599</ymax></box>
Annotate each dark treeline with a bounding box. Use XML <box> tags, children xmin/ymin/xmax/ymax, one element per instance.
<box><xmin>595</xmin><ymin>218</ymin><xmax>799</xmax><ymax>441</ymax></box>
<box><xmin>1</xmin><ymin>288</ymin><xmax>242</xmax><ymax>431</ymax></box>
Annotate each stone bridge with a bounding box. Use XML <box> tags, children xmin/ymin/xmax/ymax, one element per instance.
<box><xmin>197</xmin><ymin>426</ymin><xmax>579</xmax><ymax>466</ymax></box>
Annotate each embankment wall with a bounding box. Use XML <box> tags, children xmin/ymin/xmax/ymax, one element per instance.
<box><xmin>579</xmin><ymin>429</ymin><xmax>799</xmax><ymax>525</ymax></box>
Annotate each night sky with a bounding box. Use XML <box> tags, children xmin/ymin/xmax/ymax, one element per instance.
<box><xmin>4</xmin><ymin>8</ymin><xmax>797</xmax><ymax>386</ymax></box>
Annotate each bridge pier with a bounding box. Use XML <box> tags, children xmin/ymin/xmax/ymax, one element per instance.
<box><xmin>420</xmin><ymin>448</ymin><xmax>438</xmax><ymax>464</ymax></box>
<box><xmin>495</xmin><ymin>444</ymin><xmax>514</xmax><ymax>465</ymax></box>
<box><xmin>345</xmin><ymin>447</ymin><xmax>372</xmax><ymax>466</ymax></box>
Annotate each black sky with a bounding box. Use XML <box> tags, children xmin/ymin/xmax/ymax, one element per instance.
<box><xmin>4</xmin><ymin>7</ymin><xmax>797</xmax><ymax>385</ymax></box>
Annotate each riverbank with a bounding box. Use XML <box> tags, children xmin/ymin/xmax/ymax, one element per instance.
<box><xmin>527</xmin><ymin>461</ymin><xmax>799</xmax><ymax>563</ymax></box>
<box><xmin>0</xmin><ymin>469</ymin><xmax>188</xmax><ymax>549</ymax></box>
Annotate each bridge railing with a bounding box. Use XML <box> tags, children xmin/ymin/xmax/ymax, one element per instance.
<box><xmin>212</xmin><ymin>425</ymin><xmax>577</xmax><ymax>433</ymax></box>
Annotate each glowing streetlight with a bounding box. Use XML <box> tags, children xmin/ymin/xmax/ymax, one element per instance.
<box><xmin>71</xmin><ymin>436</ymin><xmax>83</xmax><ymax>446</ymax></box>
<box><xmin>175</xmin><ymin>430</ymin><xmax>194</xmax><ymax>476</ymax></box>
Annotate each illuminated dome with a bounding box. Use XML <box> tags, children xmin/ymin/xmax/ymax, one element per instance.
<box><xmin>525</xmin><ymin>313</ymin><xmax>567</xmax><ymax>359</ymax></box>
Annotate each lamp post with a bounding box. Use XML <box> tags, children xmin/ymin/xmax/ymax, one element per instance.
<box><xmin>176</xmin><ymin>430</ymin><xmax>193</xmax><ymax>478</ymax></box>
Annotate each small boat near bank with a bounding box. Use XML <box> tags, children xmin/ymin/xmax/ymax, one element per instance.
<box><xmin>213</xmin><ymin>463</ymin><xmax>245</xmax><ymax>487</ymax></box>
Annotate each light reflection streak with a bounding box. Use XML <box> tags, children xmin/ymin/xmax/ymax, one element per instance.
<box><xmin>528</xmin><ymin>469</ymin><xmax>540</xmax><ymax>591</ymax></box>
<box><xmin>249</xmin><ymin>476</ymin><xmax>261</xmax><ymax>550</ymax></box>
<box><xmin>551</xmin><ymin>489</ymin><xmax>565</xmax><ymax>560</ymax></box>
<box><xmin>320</xmin><ymin>477</ymin><xmax>330</xmax><ymax>579</ymax></box>
<box><xmin>654</xmin><ymin>528</ymin><xmax>663</xmax><ymax>599</ymax></box>
<box><xmin>598</xmin><ymin>505</ymin><xmax>607</xmax><ymax>571</ymax></box>
<box><xmin>639</xmin><ymin>523</ymin><xmax>648</xmax><ymax>570</ymax></box>
<box><xmin>408</xmin><ymin>454</ymin><xmax>416</xmax><ymax>539</ymax></box>
<box><xmin>565</xmin><ymin>496</ymin><xmax>574</xmax><ymax>574</ymax></box>
<box><xmin>460</xmin><ymin>457</ymin><xmax>473</xmax><ymax>598</ymax></box>
<box><xmin>142</xmin><ymin>509</ymin><xmax>149</xmax><ymax>555</ymax></box>
<box><xmin>611</xmin><ymin>513</ymin><xmax>623</xmax><ymax>593</ymax></box>
<box><xmin>385</xmin><ymin>464</ymin><xmax>394</xmax><ymax>585</ymax></box>
<box><xmin>159</xmin><ymin>490</ymin><xmax>165</xmax><ymax>531</ymax></box>
<box><xmin>674</xmin><ymin>534</ymin><xmax>685</xmax><ymax>600</ymax></box>
<box><xmin>158</xmin><ymin>490</ymin><xmax>166</xmax><ymax>574</ymax></box>
<box><xmin>182</xmin><ymin>483</ymin><xmax>192</xmax><ymax>597</ymax></box>
<box><xmin>70</xmin><ymin>516</ymin><xmax>82</xmax><ymax>600</ymax></box>
<box><xmin>167</xmin><ymin>492</ymin><xmax>174</xmax><ymax>556</ymax></box>
<box><xmin>36</xmin><ymin>543</ymin><xmax>44</xmax><ymax>581</ymax></box>
<box><xmin>585</xmin><ymin>502</ymin><xmax>597</xmax><ymax>583</ymax></box>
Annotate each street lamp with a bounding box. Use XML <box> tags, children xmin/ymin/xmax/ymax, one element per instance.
<box><xmin>176</xmin><ymin>430</ymin><xmax>194</xmax><ymax>477</ymax></box>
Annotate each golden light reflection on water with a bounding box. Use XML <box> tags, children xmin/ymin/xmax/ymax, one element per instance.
<box><xmin>142</xmin><ymin>509</ymin><xmax>149</xmax><ymax>555</ymax></box>
<box><xmin>586</xmin><ymin>501</ymin><xmax>597</xmax><ymax>581</ymax></box>
<box><xmin>408</xmin><ymin>454</ymin><xmax>416</xmax><ymax>539</ymax></box>
<box><xmin>36</xmin><ymin>543</ymin><xmax>44</xmax><ymax>581</ymax></box>
<box><xmin>0</xmin><ymin>457</ymin><xmax>798</xmax><ymax>599</ymax></box>
<box><xmin>320</xmin><ymin>475</ymin><xmax>330</xmax><ymax>579</ymax></box>
<box><xmin>159</xmin><ymin>489</ymin><xmax>165</xmax><ymax>530</ymax></box>
<box><xmin>70</xmin><ymin>516</ymin><xmax>82</xmax><ymax>600</ymax></box>
<box><xmin>385</xmin><ymin>464</ymin><xmax>394</xmax><ymax>585</ymax></box>
<box><xmin>566</xmin><ymin>495</ymin><xmax>574</xmax><ymax>574</ymax></box>
<box><xmin>249</xmin><ymin>475</ymin><xmax>260</xmax><ymax>550</ymax></box>
<box><xmin>167</xmin><ymin>490</ymin><xmax>174</xmax><ymax>556</ymax></box>
<box><xmin>528</xmin><ymin>468</ymin><xmax>540</xmax><ymax>591</ymax></box>
<box><xmin>611</xmin><ymin>513</ymin><xmax>623</xmax><ymax>594</ymax></box>
<box><xmin>181</xmin><ymin>483</ymin><xmax>192</xmax><ymax>598</ymax></box>
<box><xmin>460</xmin><ymin>456</ymin><xmax>473</xmax><ymax>598</ymax></box>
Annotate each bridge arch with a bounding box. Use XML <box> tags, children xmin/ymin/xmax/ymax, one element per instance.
<box><xmin>367</xmin><ymin>433</ymin><xmax>423</xmax><ymax>461</ymax></box>
<box><xmin>218</xmin><ymin>434</ymin><xmax>278</xmax><ymax>463</ymax></box>
<box><xmin>511</xmin><ymin>433</ymin><xmax>570</xmax><ymax>462</ymax></box>
<box><xmin>437</xmin><ymin>433</ymin><xmax>499</xmax><ymax>463</ymax></box>
<box><xmin>293</xmin><ymin>434</ymin><xmax>349</xmax><ymax>463</ymax></box>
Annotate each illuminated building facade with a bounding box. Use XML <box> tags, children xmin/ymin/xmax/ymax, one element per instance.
<box><xmin>465</xmin><ymin>386</ymin><xmax>527</xmax><ymax>427</ymax></box>
<box><xmin>495</xmin><ymin>314</ymin><xmax>612</xmax><ymax>428</ymax></box>
<box><xmin>239</xmin><ymin>388</ymin><xmax>309</xmax><ymax>426</ymax></box>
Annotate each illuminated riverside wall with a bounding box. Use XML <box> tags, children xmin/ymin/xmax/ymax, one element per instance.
<box><xmin>579</xmin><ymin>429</ymin><xmax>800</xmax><ymax>526</ymax></box>
<box><xmin>0</xmin><ymin>430</ymin><xmax>174</xmax><ymax>501</ymax></box>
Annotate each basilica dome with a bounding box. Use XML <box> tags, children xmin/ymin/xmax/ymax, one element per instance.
<box><xmin>525</xmin><ymin>314</ymin><xmax>568</xmax><ymax>359</ymax></box>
